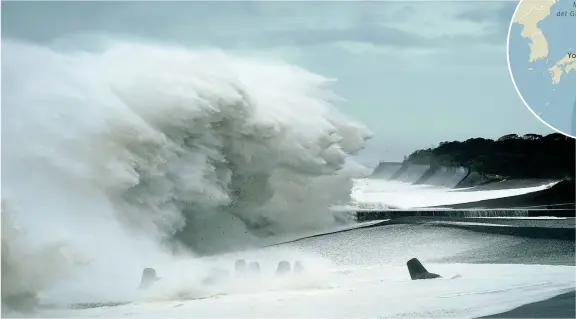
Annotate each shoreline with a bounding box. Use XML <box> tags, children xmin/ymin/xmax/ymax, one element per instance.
<box><xmin>479</xmin><ymin>290</ymin><xmax>576</xmax><ymax>318</ymax></box>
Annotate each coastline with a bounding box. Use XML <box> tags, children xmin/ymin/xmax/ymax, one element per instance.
<box><xmin>479</xmin><ymin>290</ymin><xmax>576</xmax><ymax>318</ymax></box>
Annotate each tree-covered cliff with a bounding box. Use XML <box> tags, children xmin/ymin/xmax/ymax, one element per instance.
<box><xmin>404</xmin><ymin>133</ymin><xmax>575</xmax><ymax>180</ymax></box>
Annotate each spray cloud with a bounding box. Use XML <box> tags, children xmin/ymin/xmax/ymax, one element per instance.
<box><xmin>1</xmin><ymin>38</ymin><xmax>372</xmax><ymax>308</ymax></box>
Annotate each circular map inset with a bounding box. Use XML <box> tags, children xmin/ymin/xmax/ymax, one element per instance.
<box><xmin>507</xmin><ymin>0</ymin><xmax>576</xmax><ymax>138</ymax></box>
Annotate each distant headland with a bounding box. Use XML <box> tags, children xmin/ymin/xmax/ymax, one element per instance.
<box><xmin>402</xmin><ymin>133</ymin><xmax>574</xmax><ymax>181</ymax></box>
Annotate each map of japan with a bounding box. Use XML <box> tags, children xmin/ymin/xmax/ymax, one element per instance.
<box><xmin>508</xmin><ymin>0</ymin><xmax>576</xmax><ymax>137</ymax></box>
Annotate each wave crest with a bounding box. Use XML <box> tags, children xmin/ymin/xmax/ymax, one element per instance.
<box><xmin>2</xmin><ymin>38</ymin><xmax>371</xmax><ymax>305</ymax></box>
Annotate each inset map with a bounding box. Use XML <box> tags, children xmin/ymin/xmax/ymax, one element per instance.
<box><xmin>507</xmin><ymin>0</ymin><xmax>576</xmax><ymax>138</ymax></box>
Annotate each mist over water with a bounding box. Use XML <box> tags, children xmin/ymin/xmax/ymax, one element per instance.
<box><xmin>1</xmin><ymin>38</ymin><xmax>372</xmax><ymax>311</ymax></box>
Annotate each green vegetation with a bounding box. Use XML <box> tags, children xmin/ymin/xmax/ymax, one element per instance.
<box><xmin>404</xmin><ymin>133</ymin><xmax>575</xmax><ymax>180</ymax></box>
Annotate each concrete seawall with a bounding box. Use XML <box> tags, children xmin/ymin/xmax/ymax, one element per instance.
<box><xmin>355</xmin><ymin>209</ymin><xmax>575</xmax><ymax>240</ymax></box>
<box><xmin>355</xmin><ymin>209</ymin><xmax>575</xmax><ymax>221</ymax></box>
<box><xmin>371</xmin><ymin>162</ymin><xmax>402</xmax><ymax>179</ymax></box>
<box><xmin>371</xmin><ymin>162</ymin><xmax>495</xmax><ymax>189</ymax></box>
<box><xmin>393</xmin><ymin>164</ymin><xmax>431</xmax><ymax>183</ymax></box>
<box><xmin>415</xmin><ymin>166</ymin><xmax>470</xmax><ymax>188</ymax></box>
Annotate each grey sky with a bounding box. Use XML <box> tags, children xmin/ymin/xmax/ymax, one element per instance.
<box><xmin>1</xmin><ymin>1</ymin><xmax>554</xmax><ymax>165</ymax></box>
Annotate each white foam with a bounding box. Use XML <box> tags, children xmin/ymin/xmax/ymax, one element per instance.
<box><xmin>426</xmin><ymin>221</ymin><xmax>513</xmax><ymax>227</ymax></box>
<box><xmin>37</xmin><ymin>263</ymin><xmax>575</xmax><ymax>318</ymax></box>
<box><xmin>351</xmin><ymin>179</ymin><xmax>557</xmax><ymax>208</ymax></box>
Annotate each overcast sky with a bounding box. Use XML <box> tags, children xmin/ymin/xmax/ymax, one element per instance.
<box><xmin>2</xmin><ymin>1</ymin><xmax>554</xmax><ymax>165</ymax></box>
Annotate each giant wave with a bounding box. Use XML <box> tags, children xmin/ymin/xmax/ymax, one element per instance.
<box><xmin>1</xmin><ymin>39</ymin><xmax>372</xmax><ymax>312</ymax></box>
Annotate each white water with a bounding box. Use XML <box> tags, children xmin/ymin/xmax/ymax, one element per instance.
<box><xmin>1</xmin><ymin>38</ymin><xmax>373</xmax><ymax>312</ymax></box>
<box><xmin>32</xmin><ymin>260</ymin><xmax>576</xmax><ymax>318</ymax></box>
<box><xmin>351</xmin><ymin>179</ymin><xmax>557</xmax><ymax>208</ymax></box>
<box><xmin>10</xmin><ymin>222</ymin><xmax>576</xmax><ymax>318</ymax></box>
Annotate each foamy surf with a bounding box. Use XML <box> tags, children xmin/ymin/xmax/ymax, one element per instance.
<box><xmin>351</xmin><ymin>179</ymin><xmax>559</xmax><ymax>208</ymax></box>
<box><xmin>30</xmin><ymin>263</ymin><xmax>575</xmax><ymax>318</ymax></box>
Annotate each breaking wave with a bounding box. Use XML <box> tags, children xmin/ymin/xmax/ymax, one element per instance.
<box><xmin>1</xmin><ymin>38</ymin><xmax>372</xmax><ymax>310</ymax></box>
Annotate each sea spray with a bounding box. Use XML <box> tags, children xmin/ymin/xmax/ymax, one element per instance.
<box><xmin>1</xmin><ymin>201</ymin><xmax>80</xmax><ymax>313</ymax></box>
<box><xmin>1</xmin><ymin>38</ymin><xmax>372</xmax><ymax>307</ymax></box>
